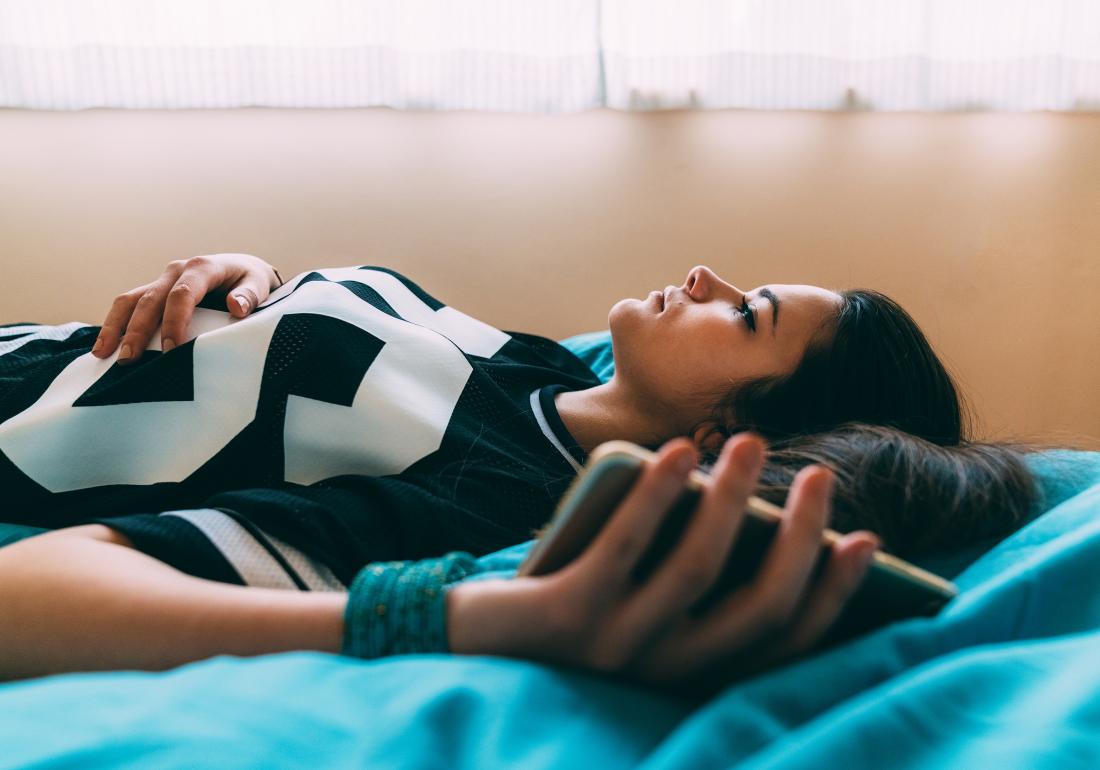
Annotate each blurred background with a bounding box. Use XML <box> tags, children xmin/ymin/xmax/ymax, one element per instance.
<box><xmin>1</xmin><ymin>1</ymin><xmax>1098</xmax><ymax>447</ymax></box>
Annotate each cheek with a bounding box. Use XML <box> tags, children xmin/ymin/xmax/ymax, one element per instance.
<box><xmin>675</xmin><ymin>320</ymin><xmax>736</xmax><ymax>368</ymax></box>
<box><xmin>685</xmin><ymin>353</ymin><xmax>740</xmax><ymax>399</ymax></box>
<box><xmin>658</xmin><ymin>324</ymin><xmax>741</xmax><ymax>395</ymax></box>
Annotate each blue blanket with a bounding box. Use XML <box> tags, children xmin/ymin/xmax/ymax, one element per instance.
<box><xmin>1</xmin><ymin>448</ymin><xmax>1098</xmax><ymax>769</ymax></box>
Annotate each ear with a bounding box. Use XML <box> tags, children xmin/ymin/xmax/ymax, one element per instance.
<box><xmin>689</xmin><ymin>420</ymin><xmax>728</xmax><ymax>458</ymax></box>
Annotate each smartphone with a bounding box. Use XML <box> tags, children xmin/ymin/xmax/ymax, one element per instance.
<box><xmin>519</xmin><ymin>440</ymin><xmax>957</xmax><ymax>643</ymax></box>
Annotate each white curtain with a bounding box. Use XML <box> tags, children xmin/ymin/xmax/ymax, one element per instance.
<box><xmin>1</xmin><ymin>0</ymin><xmax>1098</xmax><ymax>112</ymax></box>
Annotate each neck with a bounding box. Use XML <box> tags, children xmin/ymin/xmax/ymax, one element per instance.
<box><xmin>553</xmin><ymin>378</ymin><xmax>685</xmax><ymax>456</ymax></box>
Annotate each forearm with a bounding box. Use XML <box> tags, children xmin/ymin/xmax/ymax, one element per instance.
<box><xmin>0</xmin><ymin>530</ymin><xmax>347</xmax><ymax>681</ymax></box>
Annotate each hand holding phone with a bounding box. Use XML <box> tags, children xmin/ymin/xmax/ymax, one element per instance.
<box><xmin>447</xmin><ymin>434</ymin><xmax>884</xmax><ymax>691</ymax></box>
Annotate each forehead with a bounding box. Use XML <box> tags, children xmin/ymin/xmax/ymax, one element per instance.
<box><xmin>758</xmin><ymin>283</ymin><xmax>842</xmax><ymax>305</ymax></box>
<box><xmin>755</xmin><ymin>283</ymin><xmax>843</xmax><ymax>339</ymax></box>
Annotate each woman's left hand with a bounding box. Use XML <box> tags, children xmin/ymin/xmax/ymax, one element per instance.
<box><xmin>446</xmin><ymin>435</ymin><xmax>879</xmax><ymax>693</ymax></box>
<box><xmin>92</xmin><ymin>253</ymin><xmax>281</xmax><ymax>364</ymax></box>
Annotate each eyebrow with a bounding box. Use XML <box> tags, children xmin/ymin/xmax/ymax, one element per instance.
<box><xmin>758</xmin><ymin>287</ymin><xmax>780</xmax><ymax>335</ymax></box>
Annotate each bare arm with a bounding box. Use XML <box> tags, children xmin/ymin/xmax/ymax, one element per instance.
<box><xmin>0</xmin><ymin>436</ymin><xmax>877</xmax><ymax>687</ymax></box>
<box><xmin>0</xmin><ymin>525</ymin><xmax>346</xmax><ymax>681</ymax></box>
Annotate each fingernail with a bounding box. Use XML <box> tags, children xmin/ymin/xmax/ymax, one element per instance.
<box><xmin>162</xmin><ymin>338</ymin><xmax>175</xmax><ymax>353</ymax></box>
<box><xmin>92</xmin><ymin>337</ymin><xmax>104</xmax><ymax>355</ymax></box>
<box><xmin>120</xmin><ymin>343</ymin><xmax>132</xmax><ymax>361</ymax></box>
<box><xmin>676</xmin><ymin>452</ymin><xmax>695</xmax><ymax>474</ymax></box>
<box><xmin>860</xmin><ymin>542</ymin><xmax>878</xmax><ymax>570</ymax></box>
<box><xmin>234</xmin><ymin>294</ymin><xmax>249</xmax><ymax>313</ymax></box>
<box><xmin>733</xmin><ymin>439</ymin><xmax>763</xmax><ymax>472</ymax></box>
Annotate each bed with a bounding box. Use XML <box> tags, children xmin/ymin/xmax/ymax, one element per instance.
<box><xmin>1</xmin><ymin>332</ymin><xmax>1098</xmax><ymax>769</ymax></box>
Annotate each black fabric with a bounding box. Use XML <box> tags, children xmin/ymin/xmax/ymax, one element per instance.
<box><xmin>0</xmin><ymin>266</ymin><xmax>602</xmax><ymax>585</ymax></box>
<box><xmin>74</xmin><ymin>347</ymin><xmax>193</xmax><ymax>406</ymax></box>
<box><xmin>538</xmin><ymin>383</ymin><xmax>588</xmax><ymax>467</ymax></box>
<box><xmin>93</xmin><ymin>512</ymin><xmax>245</xmax><ymax>585</ymax></box>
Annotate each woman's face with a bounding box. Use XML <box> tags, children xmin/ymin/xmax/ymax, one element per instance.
<box><xmin>608</xmin><ymin>265</ymin><xmax>843</xmax><ymax>429</ymax></box>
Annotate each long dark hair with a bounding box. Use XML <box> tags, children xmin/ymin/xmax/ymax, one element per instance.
<box><xmin>693</xmin><ymin>289</ymin><xmax>968</xmax><ymax>454</ymax></box>
<box><xmin>745</xmin><ymin>424</ymin><xmax>1038</xmax><ymax>558</ymax></box>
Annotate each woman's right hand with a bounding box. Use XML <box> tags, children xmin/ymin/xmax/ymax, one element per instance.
<box><xmin>92</xmin><ymin>253</ymin><xmax>282</xmax><ymax>364</ymax></box>
<box><xmin>445</xmin><ymin>433</ymin><xmax>880</xmax><ymax>691</ymax></box>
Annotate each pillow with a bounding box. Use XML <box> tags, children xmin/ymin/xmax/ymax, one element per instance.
<box><xmin>558</xmin><ymin>331</ymin><xmax>613</xmax><ymax>383</ymax></box>
<box><xmin>916</xmin><ymin>449</ymin><xmax>1100</xmax><ymax>578</ymax></box>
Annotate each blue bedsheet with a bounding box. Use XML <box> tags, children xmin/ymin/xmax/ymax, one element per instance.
<box><xmin>1</xmin><ymin>448</ymin><xmax>1099</xmax><ymax>769</ymax></box>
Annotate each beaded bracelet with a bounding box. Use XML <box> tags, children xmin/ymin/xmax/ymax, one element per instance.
<box><xmin>341</xmin><ymin>551</ymin><xmax>480</xmax><ymax>659</ymax></box>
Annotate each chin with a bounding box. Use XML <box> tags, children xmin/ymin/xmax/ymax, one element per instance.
<box><xmin>608</xmin><ymin>297</ymin><xmax>635</xmax><ymax>320</ymax></box>
<box><xmin>608</xmin><ymin>297</ymin><xmax>647</xmax><ymax>327</ymax></box>
<box><xmin>607</xmin><ymin>299</ymin><xmax>648</xmax><ymax>372</ymax></box>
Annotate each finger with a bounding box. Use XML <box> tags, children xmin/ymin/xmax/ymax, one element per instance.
<box><xmin>740</xmin><ymin>465</ymin><xmax>833</xmax><ymax>622</ymax></box>
<box><xmin>93</xmin><ymin>261</ymin><xmax>186</xmax><ymax>359</ymax></box>
<box><xmin>572</xmin><ymin>439</ymin><xmax>697</xmax><ymax>592</ymax></box>
<box><xmin>115</xmin><ymin>271</ymin><xmax>188</xmax><ymax>363</ymax></box>
<box><xmin>159</xmin><ymin>261</ymin><xmax>222</xmax><ymax>352</ymax></box>
<box><xmin>615</xmin><ymin>433</ymin><xmax>762</xmax><ymax>644</ymax></box>
<box><xmin>93</xmin><ymin>289</ymin><xmax>143</xmax><ymax>358</ymax></box>
<box><xmin>751</xmin><ymin>530</ymin><xmax>879</xmax><ymax>666</ymax></box>
<box><xmin>635</xmin><ymin>530</ymin><xmax>878</xmax><ymax>692</ymax></box>
<box><xmin>225</xmin><ymin>272</ymin><xmax>272</xmax><ymax>318</ymax></box>
<box><xmin>682</xmin><ymin>464</ymin><xmax>834</xmax><ymax>664</ymax></box>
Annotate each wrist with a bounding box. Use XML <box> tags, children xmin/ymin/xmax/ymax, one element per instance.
<box><xmin>341</xmin><ymin>553</ymin><xmax>478</xmax><ymax>659</ymax></box>
<box><xmin>445</xmin><ymin>580</ymin><xmax>489</xmax><ymax>655</ymax></box>
<box><xmin>446</xmin><ymin>578</ymin><xmax>527</xmax><ymax>657</ymax></box>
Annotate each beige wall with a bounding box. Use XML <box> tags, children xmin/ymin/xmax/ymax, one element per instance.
<box><xmin>1</xmin><ymin>108</ymin><xmax>1097</xmax><ymax>448</ymax></box>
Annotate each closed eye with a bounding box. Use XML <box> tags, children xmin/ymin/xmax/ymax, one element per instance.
<box><xmin>739</xmin><ymin>299</ymin><xmax>757</xmax><ymax>332</ymax></box>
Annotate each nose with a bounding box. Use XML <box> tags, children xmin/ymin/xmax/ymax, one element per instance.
<box><xmin>685</xmin><ymin>265</ymin><xmax>743</xmax><ymax>303</ymax></box>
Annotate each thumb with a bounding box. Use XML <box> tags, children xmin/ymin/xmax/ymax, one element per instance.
<box><xmin>225</xmin><ymin>277</ymin><xmax>269</xmax><ymax>318</ymax></box>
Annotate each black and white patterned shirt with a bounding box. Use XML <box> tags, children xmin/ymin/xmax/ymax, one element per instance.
<box><xmin>0</xmin><ymin>266</ymin><xmax>600</xmax><ymax>590</ymax></box>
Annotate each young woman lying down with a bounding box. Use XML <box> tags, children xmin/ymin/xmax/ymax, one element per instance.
<box><xmin>0</xmin><ymin>253</ymin><xmax>1034</xmax><ymax>686</ymax></box>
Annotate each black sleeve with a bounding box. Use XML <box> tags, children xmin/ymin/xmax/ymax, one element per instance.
<box><xmin>93</xmin><ymin>466</ymin><xmax>554</xmax><ymax>588</ymax></box>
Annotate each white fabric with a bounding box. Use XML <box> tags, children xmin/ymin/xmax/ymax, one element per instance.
<box><xmin>0</xmin><ymin>1</ymin><xmax>1097</xmax><ymax>112</ymax></box>
<box><xmin>161</xmin><ymin>508</ymin><xmax>345</xmax><ymax>591</ymax></box>
<box><xmin>0</xmin><ymin>323</ymin><xmax>89</xmax><ymax>357</ymax></box>
<box><xmin>261</xmin><ymin>529</ymin><xmax>346</xmax><ymax>593</ymax></box>
<box><xmin>161</xmin><ymin>508</ymin><xmax>300</xmax><ymax>590</ymax></box>
<box><xmin>530</xmin><ymin>389</ymin><xmax>582</xmax><ymax>473</ymax></box>
<box><xmin>601</xmin><ymin>0</ymin><xmax>1100</xmax><ymax>111</ymax></box>
<box><xmin>0</xmin><ymin>268</ymin><xmax>510</xmax><ymax>492</ymax></box>
<box><xmin>0</xmin><ymin>0</ymin><xmax>600</xmax><ymax>111</ymax></box>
